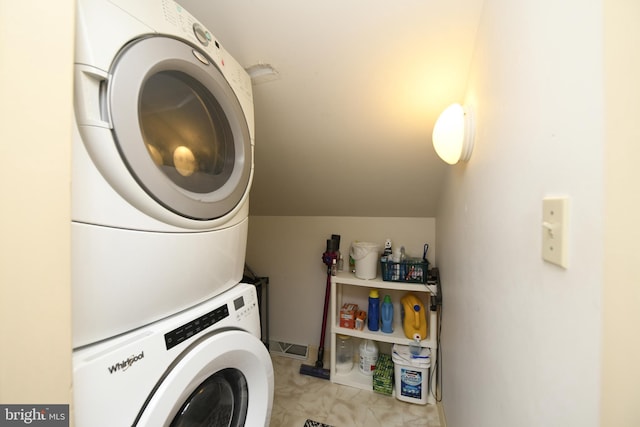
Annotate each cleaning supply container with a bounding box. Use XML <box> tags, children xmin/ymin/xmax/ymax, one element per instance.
<box><xmin>373</xmin><ymin>353</ymin><xmax>394</xmax><ymax>396</ymax></box>
<box><xmin>335</xmin><ymin>335</ymin><xmax>354</xmax><ymax>374</ymax></box>
<box><xmin>381</xmin><ymin>294</ymin><xmax>393</xmax><ymax>333</ymax></box>
<box><xmin>359</xmin><ymin>339</ymin><xmax>379</xmax><ymax>376</ymax></box>
<box><xmin>392</xmin><ymin>343</ymin><xmax>431</xmax><ymax>405</ymax></box>
<box><xmin>367</xmin><ymin>289</ymin><xmax>380</xmax><ymax>331</ymax></box>
<box><xmin>350</xmin><ymin>242</ymin><xmax>380</xmax><ymax>279</ymax></box>
<box><xmin>401</xmin><ymin>293</ymin><xmax>427</xmax><ymax>340</ymax></box>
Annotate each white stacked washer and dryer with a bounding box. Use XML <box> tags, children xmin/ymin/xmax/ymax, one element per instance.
<box><xmin>71</xmin><ymin>0</ymin><xmax>273</xmax><ymax>425</ymax></box>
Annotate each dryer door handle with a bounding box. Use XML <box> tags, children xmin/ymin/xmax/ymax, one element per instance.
<box><xmin>75</xmin><ymin>64</ymin><xmax>112</xmax><ymax>129</ymax></box>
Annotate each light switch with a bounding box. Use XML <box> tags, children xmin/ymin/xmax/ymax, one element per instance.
<box><xmin>542</xmin><ymin>197</ymin><xmax>569</xmax><ymax>268</ymax></box>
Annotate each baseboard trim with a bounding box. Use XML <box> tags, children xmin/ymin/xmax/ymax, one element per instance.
<box><xmin>437</xmin><ymin>402</ymin><xmax>447</xmax><ymax>427</ymax></box>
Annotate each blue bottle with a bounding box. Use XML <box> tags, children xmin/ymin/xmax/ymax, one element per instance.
<box><xmin>381</xmin><ymin>295</ymin><xmax>393</xmax><ymax>333</ymax></box>
<box><xmin>367</xmin><ymin>289</ymin><xmax>380</xmax><ymax>331</ymax></box>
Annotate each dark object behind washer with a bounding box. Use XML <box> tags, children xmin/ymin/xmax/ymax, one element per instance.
<box><xmin>243</xmin><ymin>265</ymin><xmax>269</xmax><ymax>349</ymax></box>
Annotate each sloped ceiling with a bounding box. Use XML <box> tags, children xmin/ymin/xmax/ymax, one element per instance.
<box><xmin>180</xmin><ymin>0</ymin><xmax>484</xmax><ymax>217</ymax></box>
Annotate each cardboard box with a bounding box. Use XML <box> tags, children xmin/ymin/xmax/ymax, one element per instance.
<box><xmin>355</xmin><ymin>310</ymin><xmax>367</xmax><ymax>330</ymax></box>
<box><xmin>340</xmin><ymin>303</ymin><xmax>358</xmax><ymax>329</ymax></box>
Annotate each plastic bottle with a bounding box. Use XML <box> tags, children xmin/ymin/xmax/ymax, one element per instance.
<box><xmin>358</xmin><ymin>339</ymin><xmax>379</xmax><ymax>375</ymax></box>
<box><xmin>381</xmin><ymin>295</ymin><xmax>393</xmax><ymax>333</ymax></box>
<box><xmin>331</xmin><ymin>258</ymin><xmax>337</xmax><ymax>276</ymax></box>
<box><xmin>409</xmin><ymin>337</ymin><xmax>422</xmax><ymax>356</ymax></box>
<box><xmin>367</xmin><ymin>289</ymin><xmax>380</xmax><ymax>331</ymax></box>
<box><xmin>336</xmin><ymin>335</ymin><xmax>354</xmax><ymax>374</ymax></box>
<box><xmin>349</xmin><ymin>254</ymin><xmax>356</xmax><ymax>273</ymax></box>
<box><xmin>382</xmin><ymin>238</ymin><xmax>393</xmax><ymax>257</ymax></box>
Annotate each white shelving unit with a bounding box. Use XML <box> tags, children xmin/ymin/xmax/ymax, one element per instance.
<box><xmin>329</xmin><ymin>271</ymin><xmax>438</xmax><ymax>404</ymax></box>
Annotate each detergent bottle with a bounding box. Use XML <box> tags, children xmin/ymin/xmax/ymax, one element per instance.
<box><xmin>381</xmin><ymin>295</ymin><xmax>393</xmax><ymax>333</ymax></box>
<box><xmin>367</xmin><ymin>289</ymin><xmax>380</xmax><ymax>331</ymax></box>
<box><xmin>400</xmin><ymin>293</ymin><xmax>427</xmax><ymax>340</ymax></box>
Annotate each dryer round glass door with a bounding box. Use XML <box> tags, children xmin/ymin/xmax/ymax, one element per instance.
<box><xmin>108</xmin><ymin>36</ymin><xmax>252</xmax><ymax>220</ymax></box>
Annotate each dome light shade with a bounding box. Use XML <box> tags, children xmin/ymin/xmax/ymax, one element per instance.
<box><xmin>432</xmin><ymin>103</ymin><xmax>474</xmax><ymax>165</ymax></box>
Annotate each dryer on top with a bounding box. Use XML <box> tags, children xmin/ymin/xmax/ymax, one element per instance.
<box><xmin>72</xmin><ymin>0</ymin><xmax>256</xmax><ymax>348</ymax></box>
<box><xmin>74</xmin><ymin>0</ymin><xmax>254</xmax><ymax>231</ymax></box>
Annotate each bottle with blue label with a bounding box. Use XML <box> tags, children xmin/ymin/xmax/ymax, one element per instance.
<box><xmin>381</xmin><ymin>294</ymin><xmax>393</xmax><ymax>333</ymax></box>
<box><xmin>367</xmin><ymin>289</ymin><xmax>380</xmax><ymax>331</ymax></box>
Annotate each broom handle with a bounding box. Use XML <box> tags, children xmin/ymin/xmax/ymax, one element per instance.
<box><xmin>317</xmin><ymin>268</ymin><xmax>332</xmax><ymax>363</ymax></box>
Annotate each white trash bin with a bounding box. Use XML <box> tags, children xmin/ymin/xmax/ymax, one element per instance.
<box><xmin>392</xmin><ymin>343</ymin><xmax>431</xmax><ymax>405</ymax></box>
<box><xmin>350</xmin><ymin>242</ymin><xmax>380</xmax><ymax>279</ymax></box>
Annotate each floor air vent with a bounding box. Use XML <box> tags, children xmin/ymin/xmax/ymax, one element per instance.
<box><xmin>269</xmin><ymin>341</ymin><xmax>309</xmax><ymax>360</ymax></box>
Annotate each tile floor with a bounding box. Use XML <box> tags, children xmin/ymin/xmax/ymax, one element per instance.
<box><xmin>268</xmin><ymin>354</ymin><xmax>442</xmax><ymax>427</ymax></box>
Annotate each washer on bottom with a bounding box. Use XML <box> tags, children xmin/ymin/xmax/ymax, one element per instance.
<box><xmin>73</xmin><ymin>283</ymin><xmax>273</xmax><ymax>427</ymax></box>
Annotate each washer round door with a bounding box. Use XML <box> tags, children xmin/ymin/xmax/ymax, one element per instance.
<box><xmin>106</xmin><ymin>35</ymin><xmax>252</xmax><ymax>221</ymax></box>
<box><xmin>135</xmin><ymin>330</ymin><xmax>273</xmax><ymax>426</ymax></box>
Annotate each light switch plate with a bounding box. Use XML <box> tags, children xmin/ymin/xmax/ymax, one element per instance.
<box><xmin>542</xmin><ymin>197</ymin><xmax>569</xmax><ymax>268</ymax></box>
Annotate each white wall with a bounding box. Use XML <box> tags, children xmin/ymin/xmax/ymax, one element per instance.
<box><xmin>436</xmin><ymin>0</ymin><xmax>604</xmax><ymax>426</ymax></box>
<box><xmin>601</xmin><ymin>0</ymin><xmax>640</xmax><ymax>425</ymax></box>
<box><xmin>246</xmin><ymin>216</ymin><xmax>435</xmax><ymax>351</ymax></box>
<box><xmin>0</xmin><ymin>0</ymin><xmax>74</xmax><ymax>408</ymax></box>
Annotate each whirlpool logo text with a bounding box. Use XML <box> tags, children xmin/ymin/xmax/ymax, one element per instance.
<box><xmin>107</xmin><ymin>351</ymin><xmax>144</xmax><ymax>374</ymax></box>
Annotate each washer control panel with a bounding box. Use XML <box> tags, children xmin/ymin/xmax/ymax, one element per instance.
<box><xmin>163</xmin><ymin>285</ymin><xmax>259</xmax><ymax>350</ymax></box>
<box><xmin>164</xmin><ymin>304</ymin><xmax>229</xmax><ymax>350</ymax></box>
<box><xmin>234</xmin><ymin>292</ymin><xmax>258</xmax><ymax>323</ymax></box>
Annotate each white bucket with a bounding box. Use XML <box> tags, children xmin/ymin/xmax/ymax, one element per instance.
<box><xmin>350</xmin><ymin>242</ymin><xmax>380</xmax><ymax>279</ymax></box>
<box><xmin>392</xmin><ymin>344</ymin><xmax>431</xmax><ymax>405</ymax></box>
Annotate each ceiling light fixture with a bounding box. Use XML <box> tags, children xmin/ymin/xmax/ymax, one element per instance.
<box><xmin>245</xmin><ymin>63</ymin><xmax>279</xmax><ymax>85</ymax></box>
<box><xmin>432</xmin><ymin>103</ymin><xmax>475</xmax><ymax>165</ymax></box>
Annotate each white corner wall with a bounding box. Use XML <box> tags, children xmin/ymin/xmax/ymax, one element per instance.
<box><xmin>601</xmin><ymin>0</ymin><xmax>640</xmax><ymax>425</ymax></box>
<box><xmin>0</xmin><ymin>0</ymin><xmax>74</xmax><ymax>407</ymax></box>
<box><xmin>246</xmin><ymin>216</ymin><xmax>435</xmax><ymax>348</ymax></box>
<box><xmin>436</xmin><ymin>1</ymin><xmax>604</xmax><ymax>426</ymax></box>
